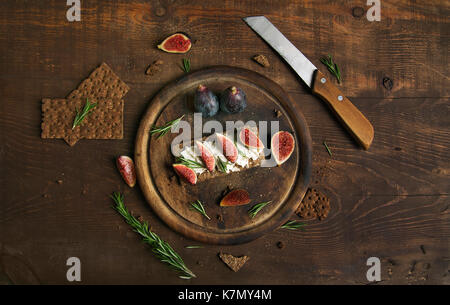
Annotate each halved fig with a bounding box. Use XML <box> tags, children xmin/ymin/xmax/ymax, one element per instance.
<box><xmin>157</xmin><ymin>33</ymin><xmax>192</xmax><ymax>54</ymax></box>
<box><xmin>239</xmin><ymin>127</ymin><xmax>264</xmax><ymax>149</ymax></box>
<box><xmin>271</xmin><ymin>131</ymin><xmax>295</xmax><ymax>166</ymax></box>
<box><xmin>116</xmin><ymin>156</ymin><xmax>136</xmax><ymax>187</ymax></box>
<box><xmin>220</xmin><ymin>189</ymin><xmax>251</xmax><ymax>207</ymax></box>
<box><xmin>173</xmin><ymin>164</ymin><xmax>197</xmax><ymax>185</ymax></box>
<box><xmin>195</xmin><ymin>141</ymin><xmax>215</xmax><ymax>172</ymax></box>
<box><xmin>216</xmin><ymin>133</ymin><xmax>238</xmax><ymax>163</ymax></box>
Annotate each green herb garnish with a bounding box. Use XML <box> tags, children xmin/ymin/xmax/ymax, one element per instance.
<box><xmin>150</xmin><ymin>115</ymin><xmax>184</xmax><ymax>138</ymax></box>
<box><xmin>323</xmin><ymin>141</ymin><xmax>332</xmax><ymax>156</ymax></box>
<box><xmin>111</xmin><ymin>192</ymin><xmax>196</xmax><ymax>279</ymax></box>
<box><xmin>320</xmin><ymin>55</ymin><xmax>341</xmax><ymax>84</ymax></box>
<box><xmin>216</xmin><ymin>157</ymin><xmax>230</xmax><ymax>173</ymax></box>
<box><xmin>248</xmin><ymin>201</ymin><xmax>272</xmax><ymax>218</ymax></box>
<box><xmin>185</xmin><ymin>245</ymin><xmax>204</xmax><ymax>249</ymax></box>
<box><xmin>281</xmin><ymin>220</ymin><xmax>306</xmax><ymax>231</ymax></box>
<box><xmin>72</xmin><ymin>98</ymin><xmax>97</xmax><ymax>129</ymax></box>
<box><xmin>190</xmin><ymin>200</ymin><xmax>210</xmax><ymax>220</ymax></box>
<box><xmin>234</xmin><ymin>139</ymin><xmax>246</xmax><ymax>158</ymax></box>
<box><xmin>175</xmin><ymin>156</ymin><xmax>205</xmax><ymax>169</ymax></box>
<box><xmin>182</xmin><ymin>58</ymin><xmax>190</xmax><ymax>73</ymax></box>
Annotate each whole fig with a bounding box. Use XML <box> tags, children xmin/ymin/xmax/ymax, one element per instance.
<box><xmin>220</xmin><ymin>86</ymin><xmax>247</xmax><ymax>114</ymax></box>
<box><xmin>194</xmin><ymin>85</ymin><xmax>219</xmax><ymax>117</ymax></box>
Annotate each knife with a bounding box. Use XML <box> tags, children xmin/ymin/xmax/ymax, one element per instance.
<box><xmin>244</xmin><ymin>16</ymin><xmax>374</xmax><ymax>150</ymax></box>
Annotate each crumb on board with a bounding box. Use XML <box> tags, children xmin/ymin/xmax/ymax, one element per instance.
<box><xmin>252</xmin><ymin>54</ymin><xmax>270</xmax><ymax>67</ymax></box>
<box><xmin>145</xmin><ymin>60</ymin><xmax>164</xmax><ymax>76</ymax></box>
<box><xmin>273</xmin><ymin>109</ymin><xmax>282</xmax><ymax>118</ymax></box>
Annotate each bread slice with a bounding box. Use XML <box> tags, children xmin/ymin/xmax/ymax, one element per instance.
<box><xmin>172</xmin><ymin>131</ymin><xmax>265</xmax><ymax>183</ymax></box>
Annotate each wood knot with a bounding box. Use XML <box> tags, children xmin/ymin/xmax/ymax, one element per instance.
<box><xmin>352</xmin><ymin>7</ymin><xmax>365</xmax><ymax>18</ymax></box>
<box><xmin>383</xmin><ymin>77</ymin><xmax>394</xmax><ymax>91</ymax></box>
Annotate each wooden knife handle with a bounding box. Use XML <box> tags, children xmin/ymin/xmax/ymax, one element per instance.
<box><xmin>312</xmin><ymin>70</ymin><xmax>374</xmax><ymax>150</ymax></box>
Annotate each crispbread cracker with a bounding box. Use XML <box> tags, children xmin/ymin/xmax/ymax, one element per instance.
<box><xmin>296</xmin><ymin>188</ymin><xmax>331</xmax><ymax>220</ymax></box>
<box><xmin>219</xmin><ymin>253</ymin><xmax>250</xmax><ymax>272</ymax></box>
<box><xmin>41</xmin><ymin>98</ymin><xmax>123</xmax><ymax>146</ymax></box>
<box><xmin>66</xmin><ymin>62</ymin><xmax>129</xmax><ymax>100</ymax></box>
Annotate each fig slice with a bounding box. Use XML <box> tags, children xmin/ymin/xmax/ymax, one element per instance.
<box><xmin>271</xmin><ymin>131</ymin><xmax>295</xmax><ymax>166</ymax></box>
<box><xmin>195</xmin><ymin>141</ymin><xmax>215</xmax><ymax>172</ymax></box>
<box><xmin>220</xmin><ymin>189</ymin><xmax>251</xmax><ymax>207</ymax></box>
<box><xmin>215</xmin><ymin>133</ymin><xmax>238</xmax><ymax>163</ymax></box>
<box><xmin>157</xmin><ymin>33</ymin><xmax>192</xmax><ymax>54</ymax></box>
<box><xmin>239</xmin><ymin>127</ymin><xmax>264</xmax><ymax>149</ymax></box>
<box><xmin>173</xmin><ymin>164</ymin><xmax>197</xmax><ymax>185</ymax></box>
<box><xmin>116</xmin><ymin>156</ymin><xmax>136</xmax><ymax>187</ymax></box>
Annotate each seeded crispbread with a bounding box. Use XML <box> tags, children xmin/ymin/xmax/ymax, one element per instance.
<box><xmin>41</xmin><ymin>98</ymin><xmax>123</xmax><ymax>146</ymax></box>
<box><xmin>219</xmin><ymin>252</ymin><xmax>250</xmax><ymax>272</ymax></box>
<box><xmin>295</xmin><ymin>188</ymin><xmax>331</xmax><ymax>220</ymax></box>
<box><xmin>66</xmin><ymin>62</ymin><xmax>130</xmax><ymax>100</ymax></box>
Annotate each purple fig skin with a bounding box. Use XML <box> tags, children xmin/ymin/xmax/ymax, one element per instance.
<box><xmin>116</xmin><ymin>156</ymin><xmax>137</xmax><ymax>187</ymax></box>
<box><xmin>220</xmin><ymin>86</ymin><xmax>247</xmax><ymax>114</ymax></box>
<box><xmin>194</xmin><ymin>85</ymin><xmax>219</xmax><ymax>117</ymax></box>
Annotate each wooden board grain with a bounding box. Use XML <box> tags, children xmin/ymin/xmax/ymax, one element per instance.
<box><xmin>135</xmin><ymin>66</ymin><xmax>312</xmax><ymax>244</ymax></box>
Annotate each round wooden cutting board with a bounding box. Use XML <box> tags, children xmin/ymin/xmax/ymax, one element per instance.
<box><xmin>135</xmin><ymin>66</ymin><xmax>312</xmax><ymax>244</ymax></box>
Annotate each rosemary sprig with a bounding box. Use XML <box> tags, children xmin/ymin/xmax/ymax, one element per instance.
<box><xmin>185</xmin><ymin>245</ymin><xmax>204</xmax><ymax>249</ymax></box>
<box><xmin>72</xmin><ymin>98</ymin><xmax>97</xmax><ymax>129</ymax></box>
<box><xmin>111</xmin><ymin>192</ymin><xmax>196</xmax><ymax>279</ymax></box>
<box><xmin>248</xmin><ymin>201</ymin><xmax>272</xmax><ymax>218</ymax></box>
<box><xmin>182</xmin><ymin>58</ymin><xmax>190</xmax><ymax>73</ymax></box>
<box><xmin>281</xmin><ymin>220</ymin><xmax>306</xmax><ymax>231</ymax></box>
<box><xmin>216</xmin><ymin>157</ymin><xmax>230</xmax><ymax>173</ymax></box>
<box><xmin>150</xmin><ymin>115</ymin><xmax>184</xmax><ymax>138</ymax></box>
<box><xmin>190</xmin><ymin>200</ymin><xmax>211</xmax><ymax>220</ymax></box>
<box><xmin>175</xmin><ymin>156</ymin><xmax>205</xmax><ymax>169</ymax></box>
<box><xmin>320</xmin><ymin>55</ymin><xmax>341</xmax><ymax>84</ymax></box>
<box><xmin>323</xmin><ymin>141</ymin><xmax>332</xmax><ymax>156</ymax></box>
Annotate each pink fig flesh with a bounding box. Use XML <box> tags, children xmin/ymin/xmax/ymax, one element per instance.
<box><xmin>196</xmin><ymin>141</ymin><xmax>215</xmax><ymax>172</ymax></box>
<box><xmin>239</xmin><ymin>127</ymin><xmax>264</xmax><ymax>149</ymax></box>
<box><xmin>216</xmin><ymin>133</ymin><xmax>238</xmax><ymax>163</ymax></box>
<box><xmin>173</xmin><ymin>164</ymin><xmax>197</xmax><ymax>185</ymax></box>
<box><xmin>220</xmin><ymin>189</ymin><xmax>251</xmax><ymax>207</ymax></box>
<box><xmin>271</xmin><ymin>131</ymin><xmax>295</xmax><ymax>165</ymax></box>
<box><xmin>116</xmin><ymin>156</ymin><xmax>137</xmax><ymax>187</ymax></box>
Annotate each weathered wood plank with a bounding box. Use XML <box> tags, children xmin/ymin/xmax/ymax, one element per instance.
<box><xmin>0</xmin><ymin>0</ymin><xmax>448</xmax><ymax>284</ymax></box>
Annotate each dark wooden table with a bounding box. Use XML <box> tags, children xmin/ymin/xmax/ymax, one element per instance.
<box><xmin>0</xmin><ymin>0</ymin><xmax>448</xmax><ymax>285</ymax></box>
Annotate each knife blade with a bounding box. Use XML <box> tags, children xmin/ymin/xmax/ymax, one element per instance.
<box><xmin>243</xmin><ymin>16</ymin><xmax>374</xmax><ymax>150</ymax></box>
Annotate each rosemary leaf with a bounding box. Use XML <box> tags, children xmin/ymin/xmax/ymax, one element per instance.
<box><xmin>182</xmin><ymin>58</ymin><xmax>190</xmax><ymax>73</ymax></box>
<box><xmin>320</xmin><ymin>54</ymin><xmax>341</xmax><ymax>84</ymax></box>
<box><xmin>248</xmin><ymin>201</ymin><xmax>272</xmax><ymax>218</ymax></box>
<box><xmin>281</xmin><ymin>220</ymin><xmax>306</xmax><ymax>231</ymax></box>
<box><xmin>111</xmin><ymin>192</ymin><xmax>196</xmax><ymax>279</ymax></box>
<box><xmin>190</xmin><ymin>200</ymin><xmax>210</xmax><ymax>220</ymax></box>
<box><xmin>216</xmin><ymin>157</ymin><xmax>229</xmax><ymax>173</ymax></box>
<box><xmin>150</xmin><ymin>115</ymin><xmax>184</xmax><ymax>138</ymax></box>
<box><xmin>72</xmin><ymin>98</ymin><xmax>97</xmax><ymax>129</ymax></box>
<box><xmin>185</xmin><ymin>245</ymin><xmax>204</xmax><ymax>249</ymax></box>
<box><xmin>323</xmin><ymin>141</ymin><xmax>332</xmax><ymax>156</ymax></box>
<box><xmin>175</xmin><ymin>156</ymin><xmax>205</xmax><ymax>169</ymax></box>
